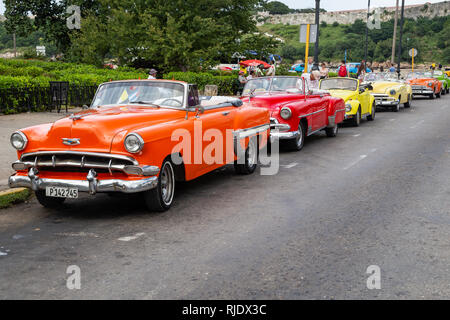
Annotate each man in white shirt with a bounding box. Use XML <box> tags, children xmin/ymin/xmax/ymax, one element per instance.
<box><xmin>302</xmin><ymin>71</ymin><xmax>320</xmax><ymax>90</ymax></box>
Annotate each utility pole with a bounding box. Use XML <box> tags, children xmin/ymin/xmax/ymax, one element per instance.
<box><xmin>364</xmin><ymin>0</ymin><xmax>370</xmax><ymax>70</ymax></box>
<box><xmin>391</xmin><ymin>0</ymin><xmax>399</xmax><ymax>64</ymax></box>
<box><xmin>397</xmin><ymin>0</ymin><xmax>405</xmax><ymax>79</ymax></box>
<box><xmin>312</xmin><ymin>0</ymin><xmax>320</xmax><ymax>71</ymax></box>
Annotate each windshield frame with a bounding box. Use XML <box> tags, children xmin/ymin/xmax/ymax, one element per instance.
<box><xmin>90</xmin><ymin>80</ymin><xmax>188</xmax><ymax>109</ymax></box>
<box><xmin>319</xmin><ymin>78</ymin><xmax>359</xmax><ymax>91</ymax></box>
<box><xmin>242</xmin><ymin>76</ymin><xmax>304</xmax><ymax>96</ymax></box>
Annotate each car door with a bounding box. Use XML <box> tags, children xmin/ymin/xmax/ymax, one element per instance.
<box><xmin>187</xmin><ymin>85</ymin><xmax>236</xmax><ymax>174</ymax></box>
<box><xmin>358</xmin><ymin>83</ymin><xmax>370</xmax><ymax>114</ymax></box>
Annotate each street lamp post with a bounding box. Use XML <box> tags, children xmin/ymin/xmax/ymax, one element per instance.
<box><xmin>313</xmin><ymin>0</ymin><xmax>320</xmax><ymax>71</ymax></box>
<box><xmin>364</xmin><ymin>0</ymin><xmax>370</xmax><ymax>70</ymax></box>
<box><xmin>397</xmin><ymin>0</ymin><xmax>405</xmax><ymax>79</ymax></box>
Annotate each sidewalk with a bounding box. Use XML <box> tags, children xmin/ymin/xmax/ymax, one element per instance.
<box><xmin>0</xmin><ymin>111</ymin><xmax>79</xmax><ymax>190</ymax></box>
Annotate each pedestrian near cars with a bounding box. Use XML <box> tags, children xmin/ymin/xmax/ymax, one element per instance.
<box><xmin>319</xmin><ymin>63</ymin><xmax>329</xmax><ymax>79</ymax></box>
<box><xmin>338</xmin><ymin>60</ymin><xmax>348</xmax><ymax>77</ymax></box>
<box><xmin>148</xmin><ymin>69</ymin><xmax>157</xmax><ymax>79</ymax></box>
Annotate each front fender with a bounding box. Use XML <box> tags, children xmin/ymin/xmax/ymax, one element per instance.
<box><xmin>345</xmin><ymin>100</ymin><xmax>361</xmax><ymax>116</ymax></box>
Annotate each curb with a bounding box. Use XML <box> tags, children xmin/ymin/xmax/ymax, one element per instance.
<box><xmin>0</xmin><ymin>188</ymin><xmax>31</xmax><ymax>209</ymax></box>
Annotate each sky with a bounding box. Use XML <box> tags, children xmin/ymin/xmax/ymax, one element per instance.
<box><xmin>0</xmin><ymin>0</ymin><xmax>445</xmax><ymax>14</ymax></box>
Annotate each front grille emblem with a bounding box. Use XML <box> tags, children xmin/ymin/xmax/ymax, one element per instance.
<box><xmin>62</xmin><ymin>138</ymin><xmax>81</xmax><ymax>146</ymax></box>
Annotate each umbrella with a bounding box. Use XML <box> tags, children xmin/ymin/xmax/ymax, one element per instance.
<box><xmin>239</xmin><ymin>59</ymin><xmax>271</xmax><ymax>69</ymax></box>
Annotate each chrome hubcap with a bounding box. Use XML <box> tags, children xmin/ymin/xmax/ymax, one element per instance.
<box><xmin>160</xmin><ymin>162</ymin><xmax>174</xmax><ymax>205</ymax></box>
<box><xmin>247</xmin><ymin>139</ymin><xmax>257</xmax><ymax>167</ymax></box>
<box><xmin>296</xmin><ymin>126</ymin><xmax>304</xmax><ymax>147</ymax></box>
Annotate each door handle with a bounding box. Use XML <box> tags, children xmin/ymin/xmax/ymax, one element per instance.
<box><xmin>222</xmin><ymin>111</ymin><xmax>230</xmax><ymax>116</ymax></box>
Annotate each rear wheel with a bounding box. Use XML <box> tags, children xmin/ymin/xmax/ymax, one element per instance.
<box><xmin>234</xmin><ymin>136</ymin><xmax>258</xmax><ymax>174</ymax></box>
<box><xmin>35</xmin><ymin>190</ymin><xmax>65</xmax><ymax>208</ymax></box>
<box><xmin>285</xmin><ymin>121</ymin><xmax>306</xmax><ymax>151</ymax></box>
<box><xmin>367</xmin><ymin>101</ymin><xmax>376</xmax><ymax>121</ymax></box>
<box><xmin>404</xmin><ymin>94</ymin><xmax>412</xmax><ymax>108</ymax></box>
<box><xmin>325</xmin><ymin>124</ymin><xmax>338</xmax><ymax>137</ymax></box>
<box><xmin>143</xmin><ymin>159</ymin><xmax>175</xmax><ymax>212</ymax></box>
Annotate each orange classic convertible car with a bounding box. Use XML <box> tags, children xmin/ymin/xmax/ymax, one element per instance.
<box><xmin>9</xmin><ymin>80</ymin><xmax>270</xmax><ymax>212</ymax></box>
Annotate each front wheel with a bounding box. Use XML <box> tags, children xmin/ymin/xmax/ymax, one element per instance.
<box><xmin>392</xmin><ymin>102</ymin><xmax>400</xmax><ymax>112</ymax></box>
<box><xmin>352</xmin><ymin>108</ymin><xmax>361</xmax><ymax>126</ymax></box>
<box><xmin>35</xmin><ymin>190</ymin><xmax>65</xmax><ymax>208</ymax></box>
<box><xmin>143</xmin><ymin>159</ymin><xmax>175</xmax><ymax>212</ymax></box>
<box><xmin>285</xmin><ymin>121</ymin><xmax>306</xmax><ymax>151</ymax></box>
<box><xmin>404</xmin><ymin>94</ymin><xmax>412</xmax><ymax>108</ymax></box>
<box><xmin>367</xmin><ymin>101</ymin><xmax>376</xmax><ymax>121</ymax></box>
<box><xmin>234</xmin><ymin>136</ymin><xmax>258</xmax><ymax>175</ymax></box>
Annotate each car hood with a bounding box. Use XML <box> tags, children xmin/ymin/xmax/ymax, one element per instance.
<box><xmin>370</xmin><ymin>81</ymin><xmax>402</xmax><ymax>93</ymax></box>
<box><xmin>22</xmin><ymin>105</ymin><xmax>185</xmax><ymax>153</ymax></box>
<box><xmin>327</xmin><ymin>90</ymin><xmax>357</xmax><ymax>102</ymax></box>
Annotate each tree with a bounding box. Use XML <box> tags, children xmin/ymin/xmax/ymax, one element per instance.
<box><xmin>70</xmin><ymin>0</ymin><xmax>270</xmax><ymax>71</ymax></box>
<box><xmin>4</xmin><ymin>0</ymin><xmax>100</xmax><ymax>52</ymax></box>
<box><xmin>264</xmin><ymin>1</ymin><xmax>292</xmax><ymax>15</ymax></box>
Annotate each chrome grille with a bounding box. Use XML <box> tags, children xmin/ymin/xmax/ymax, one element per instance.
<box><xmin>18</xmin><ymin>151</ymin><xmax>137</xmax><ymax>174</ymax></box>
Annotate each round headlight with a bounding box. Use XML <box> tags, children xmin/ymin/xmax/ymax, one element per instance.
<box><xmin>10</xmin><ymin>131</ymin><xmax>27</xmax><ymax>151</ymax></box>
<box><xmin>428</xmin><ymin>82</ymin><xmax>433</xmax><ymax>87</ymax></box>
<box><xmin>390</xmin><ymin>89</ymin><xmax>396</xmax><ymax>95</ymax></box>
<box><xmin>280</xmin><ymin>107</ymin><xmax>292</xmax><ymax>120</ymax></box>
<box><xmin>345</xmin><ymin>103</ymin><xmax>352</xmax><ymax>112</ymax></box>
<box><xmin>124</xmin><ymin>133</ymin><xmax>144</xmax><ymax>153</ymax></box>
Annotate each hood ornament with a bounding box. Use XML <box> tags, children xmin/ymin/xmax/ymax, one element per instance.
<box><xmin>62</xmin><ymin>138</ymin><xmax>81</xmax><ymax>146</ymax></box>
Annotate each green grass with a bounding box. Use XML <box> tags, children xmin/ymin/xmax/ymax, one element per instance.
<box><xmin>0</xmin><ymin>189</ymin><xmax>31</xmax><ymax>209</ymax></box>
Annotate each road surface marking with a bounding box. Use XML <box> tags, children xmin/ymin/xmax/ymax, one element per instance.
<box><xmin>282</xmin><ymin>162</ymin><xmax>298</xmax><ymax>169</ymax></box>
<box><xmin>353</xmin><ymin>134</ymin><xmax>361</xmax><ymax>137</ymax></box>
<box><xmin>56</xmin><ymin>232</ymin><xmax>99</xmax><ymax>238</ymax></box>
<box><xmin>410</xmin><ymin>120</ymin><xmax>425</xmax><ymax>129</ymax></box>
<box><xmin>118</xmin><ymin>232</ymin><xmax>145</xmax><ymax>242</ymax></box>
<box><xmin>344</xmin><ymin>155</ymin><xmax>368</xmax><ymax>170</ymax></box>
<box><xmin>389</xmin><ymin>119</ymin><xmax>396</xmax><ymax>122</ymax></box>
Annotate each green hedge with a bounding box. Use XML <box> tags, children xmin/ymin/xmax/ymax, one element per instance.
<box><xmin>0</xmin><ymin>58</ymin><xmax>147</xmax><ymax>88</ymax></box>
<box><xmin>163</xmin><ymin>72</ymin><xmax>239</xmax><ymax>96</ymax></box>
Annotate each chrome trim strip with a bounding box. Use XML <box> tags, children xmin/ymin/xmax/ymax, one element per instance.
<box><xmin>307</xmin><ymin>125</ymin><xmax>327</xmax><ymax>136</ymax></box>
<box><xmin>233</xmin><ymin>124</ymin><xmax>270</xmax><ymax>139</ymax></box>
<box><xmin>9</xmin><ymin>175</ymin><xmax>158</xmax><ymax>194</ymax></box>
<box><xmin>20</xmin><ymin>151</ymin><xmax>138</xmax><ymax>165</ymax></box>
<box><xmin>299</xmin><ymin>108</ymin><xmax>327</xmax><ymax>118</ymax></box>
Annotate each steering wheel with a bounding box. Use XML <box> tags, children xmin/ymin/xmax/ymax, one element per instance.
<box><xmin>160</xmin><ymin>98</ymin><xmax>182</xmax><ymax>107</ymax></box>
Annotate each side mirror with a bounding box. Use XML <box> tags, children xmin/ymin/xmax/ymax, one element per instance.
<box><xmin>195</xmin><ymin>106</ymin><xmax>204</xmax><ymax>118</ymax></box>
<box><xmin>230</xmin><ymin>100</ymin><xmax>243</xmax><ymax>107</ymax></box>
<box><xmin>82</xmin><ymin>104</ymin><xmax>89</xmax><ymax>110</ymax></box>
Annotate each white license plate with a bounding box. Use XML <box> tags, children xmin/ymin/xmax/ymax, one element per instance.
<box><xmin>45</xmin><ymin>186</ymin><xmax>78</xmax><ymax>199</ymax></box>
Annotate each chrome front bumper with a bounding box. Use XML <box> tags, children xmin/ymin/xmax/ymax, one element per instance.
<box><xmin>412</xmin><ymin>89</ymin><xmax>433</xmax><ymax>95</ymax></box>
<box><xmin>270</xmin><ymin>121</ymin><xmax>298</xmax><ymax>141</ymax></box>
<box><xmin>9</xmin><ymin>168</ymin><xmax>158</xmax><ymax>195</ymax></box>
<box><xmin>375</xmin><ymin>99</ymin><xmax>399</xmax><ymax>106</ymax></box>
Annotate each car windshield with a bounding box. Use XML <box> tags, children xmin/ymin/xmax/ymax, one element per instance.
<box><xmin>363</xmin><ymin>73</ymin><xmax>385</xmax><ymax>82</ymax></box>
<box><xmin>406</xmin><ymin>72</ymin><xmax>427</xmax><ymax>79</ymax></box>
<box><xmin>91</xmin><ymin>81</ymin><xmax>185</xmax><ymax>108</ymax></box>
<box><xmin>242</xmin><ymin>77</ymin><xmax>303</xmax><ymax>95</ymax></box>
<box><xmin>320</xmin><ymin>78</ymin><xmax>358</xmax><ymax>91</ymax></box>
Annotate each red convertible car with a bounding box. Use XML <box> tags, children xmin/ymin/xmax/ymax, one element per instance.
<box><xmin>241</xmin><ymin>76</ymin><xmax>346</xmax><ymax>151</ymax></box>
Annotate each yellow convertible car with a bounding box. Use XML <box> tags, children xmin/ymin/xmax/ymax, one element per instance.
<box><xmin>362</xmin><ymin>72</ymin><xmax>412</xmax><ymax>112</ymax></box>
<box><xmin>319</xmin><ymin>77</ymin><xmax>376</xmax><ymax>126</ymax></box>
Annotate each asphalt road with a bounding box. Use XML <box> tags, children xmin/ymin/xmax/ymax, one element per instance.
<box><xmin>0</xmin><ymin>94</ymin><xmax>449</xmax><ymax>299</ymax></box>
